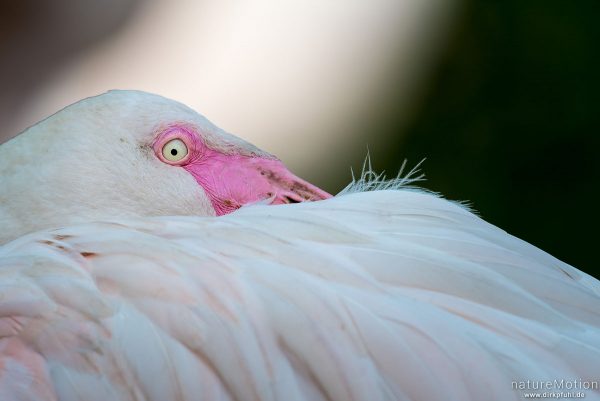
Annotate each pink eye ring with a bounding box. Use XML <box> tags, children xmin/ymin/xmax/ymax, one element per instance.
<box><xmin>153</xmin><ymin>126</ymin><xmax>198</xmax><ymax>165</ymax></box>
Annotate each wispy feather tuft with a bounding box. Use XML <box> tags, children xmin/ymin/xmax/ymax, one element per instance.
<box><xmin>337</xmin><ymin>153</ymin><xmax>476</xmax><ymax>213</ymax></box>
<box><xmin>338</xmin><ymin>152</ymin><xmax>426</xmax><ymax>195</ymax></box>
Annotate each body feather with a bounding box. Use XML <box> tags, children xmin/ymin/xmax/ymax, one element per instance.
<box><xmin>1</xmin><ymin>190</ymin><xmax>598</xmax><ymax>400</ymax></box>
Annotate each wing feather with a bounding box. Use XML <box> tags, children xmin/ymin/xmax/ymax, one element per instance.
<box><xmin>1</xmin><ymin>190</ymin><xmax>599</xmax><ymax>400</ymax></box>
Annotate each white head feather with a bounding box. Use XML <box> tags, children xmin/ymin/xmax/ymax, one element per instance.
<box><xmin>0</xmin><ymin>90</ymin><xmax>273</xmax><ymax>243</ymax></box>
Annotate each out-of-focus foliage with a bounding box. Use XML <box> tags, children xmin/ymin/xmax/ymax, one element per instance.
<box><xmin>371</xmin><ymin>1</ymin><xmax>599</xmax><ymax>277</ymax></box>
<box><xmin>0</xmin><ymin>0</ymin><xmax>141</xmax><ymax>142</ymax></box>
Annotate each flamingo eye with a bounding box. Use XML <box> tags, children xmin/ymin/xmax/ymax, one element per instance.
<box><xmin>161</xmin><ymin>139</ymin><xmax>188</xmax><ymax>162</ymax></box>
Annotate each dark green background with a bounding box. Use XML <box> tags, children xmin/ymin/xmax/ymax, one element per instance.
<box><xmin>368</xmin><ymin>2</ymin><xmax>599</xmax><ymax>277</ymax></box>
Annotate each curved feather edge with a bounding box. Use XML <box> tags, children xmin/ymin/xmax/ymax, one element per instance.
<box><xmin>1</xmin><ymin>190</ymin><xmax>599</xmax><ymax>401</ymax></box>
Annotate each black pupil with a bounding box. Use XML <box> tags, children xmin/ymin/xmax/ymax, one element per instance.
<box><xmin>170</xmin><ymin>148</ymin><xmax>178</xmax><ymax>156</ymax></box>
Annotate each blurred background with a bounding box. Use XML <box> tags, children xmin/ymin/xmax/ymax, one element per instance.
<box><xmin>1</xmin><ymin>0</ymin><xmax>598</xmax><ymax>277</ymax></box>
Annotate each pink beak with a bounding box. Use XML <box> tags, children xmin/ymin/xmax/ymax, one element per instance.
<box><xmin>183</xmin><ymin>153</ymin><xmax>332</xmax><ymax>216</ymax></box>
<box><xmin>257</xmin><ymin>165</ymin><xmax>332</xmax><ymax>205</ymax></box>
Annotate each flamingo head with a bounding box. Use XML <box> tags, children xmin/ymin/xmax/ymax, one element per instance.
<box><xmin>0</xmin><ymin>90</ymin><xmax>331</xmax><ymax>242</ymax></box>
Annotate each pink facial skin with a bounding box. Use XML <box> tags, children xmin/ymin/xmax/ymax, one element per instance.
<box><xmin>153</xmin><ymin>124</ymin><xmax>332</xmax><ymax>215</ymax></box>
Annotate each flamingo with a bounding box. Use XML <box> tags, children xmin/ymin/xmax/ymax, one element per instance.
<box><xmin>1</xmin><ymin>91</ymin><xmax>599</xmax><ymax>401</ymax></box>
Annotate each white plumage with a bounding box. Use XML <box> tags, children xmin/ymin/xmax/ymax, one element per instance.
<box><xmin>2</xmin><ymin>190</ymin><xmax>600</xmax><ymax>400</ymax></box>
<box><xmin>1</xmin><ymin>92</ymin><xmax>599</xmax><ymax>400</ymax></box>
